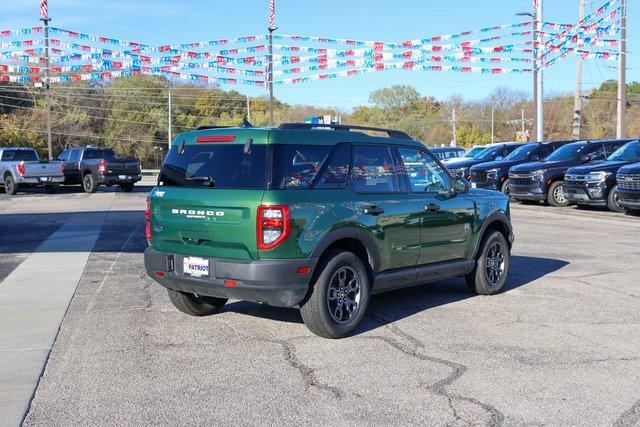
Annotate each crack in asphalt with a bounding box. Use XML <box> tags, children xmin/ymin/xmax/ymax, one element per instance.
<box><xmin>615</xmin><ymin>398</ymin><xmax>640</xmax><ymax>427</ymax></box>
<box><xmin>217</xmin><ymin>318</ymin><xmax>345</xmax><ymax>400</ymax></box>
<box><xmin>366</xmin><ymin>311</ymin><xmax>505</xmax><ymax>426</ymax></box>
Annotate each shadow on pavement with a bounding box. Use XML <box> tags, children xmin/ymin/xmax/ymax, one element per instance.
<box><xmin>220</xmin><ymin>255</ymin><xmax>570</xmax><ymax>330</ymax></box>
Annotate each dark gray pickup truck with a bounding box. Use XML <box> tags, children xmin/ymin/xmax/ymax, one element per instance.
<box><xmin>57</xmin><ymin>146</ymin><xmax>142</xmax><ymax>193</ymax></box>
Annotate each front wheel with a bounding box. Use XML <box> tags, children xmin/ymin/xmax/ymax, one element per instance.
<box><xmin>167</xmin><ymin>289</ymin><xmax>227</xmax><ymax>316</ymax></box>
<box><xmin>500</xmin><ymin>178</ymin><xmax>511</xmax><ymax>197</ymax></box>
<box><xmin>83</xmin><ymin>173</ymin><xmax>98</xmax><ymax>193</ymax></box>
<box><xmin>548</xmin><ymin>180</ymin><xmax>569</xmax><ymax>207</ymax></box>
<box><xmin>300</xmin><ymin>250</ymin><xmax>370</xmax><ymax>339</ymax></box>
<box><xmin>466</xmin><ymin>231</ymin><xmax>510</xmax><ymax>295</ymax></box>
<box><xmin>607</xmin><ymin>185</ymin><xmax>625</xmax><ymax>213</ymax></box>
<box><xmin>4</xmin><ymin>175</ymin><xmax>17</xmax><ymax>196</ymax></box>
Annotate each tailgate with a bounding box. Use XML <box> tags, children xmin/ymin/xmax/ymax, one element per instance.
<box><xmin>24</xmin><ymin>161</ymin><xmax>63</xmax><ymax>177</ymax></box>
<box><xmin>105</xmin><ymin>160</ymin><xmax>139</xmax><ymax>175</ymax></box>
<box><xmin>149</xmin><ymin>187</ymin><xmax>264</xmax><ymax>260</ymax></box>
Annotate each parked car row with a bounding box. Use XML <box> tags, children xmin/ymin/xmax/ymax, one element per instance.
<box><xmin>442</xmin><ymin>138</ymin><xmax>640</xmax><ymax>214</ymax></box>
<box><xmin>0</xmin><ymin>146</ymin><xmax>142</xmax><ymax>195</ymax></box>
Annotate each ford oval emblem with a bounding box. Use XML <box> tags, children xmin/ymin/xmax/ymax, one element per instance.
<box><xmin>153</xmin><ymin>225</ymin><xmax>163</xmax><ymax>232</ymax></box>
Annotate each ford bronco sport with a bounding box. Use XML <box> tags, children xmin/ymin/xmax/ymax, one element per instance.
<box><xmin>144</xmin><ymin>123</ymin><xmax>514</xmax><ymax>338</ymax></box>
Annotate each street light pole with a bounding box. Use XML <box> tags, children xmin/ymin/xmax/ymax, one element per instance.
<box><xmin>40</xmin><ymin>13</ymin><xmax>52</xmax><ymax>159</ymax></box>
<box><xmin>517</xmin><ymin>11</ymin><xmax>537</xmax><ymax>140</ymax></box>
<box><xmin>535</xmin><ymin>0</ymin><xmax>544</xmax><ymax>142</ymax></box>
<box><xmin>616</xmin><ymin>0</ymin><xmax>627</xmax><ymax>139</ymax></box>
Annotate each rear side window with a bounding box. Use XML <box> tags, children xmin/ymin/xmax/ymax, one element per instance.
<box><xmin>604</xmin><ymin>142</ymin><xmax>625</xmax><ymax>157</ymax></box>
<box><xmin>160</xmin><ymin>144</ymin><xmax>267</xmax><ymax>189</ymax></box>
<box><xmin>584</xmin><ymin>144</ymin><xmax>606</xmax><ymax>161</ymax></box>
<box><xmin>272</xmin><ymin>143</ymin><xmax>350</xmax><ymax>190</ymax></box>
<box><xmin>1</xmin><ymin>149</ymin><xmax>38</xmax><ymax>161</ymax></box>
<box><xmin>69</xmin><ymin>149</ymin><xmax>81</xmax><ymax>162</ymax></box>
<box><xmin>350</xmin><ymin>145</ymin><xmax>400</xmax><ymax>193</ymax></box>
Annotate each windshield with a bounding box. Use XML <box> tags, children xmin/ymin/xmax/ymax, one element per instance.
<box><xmin>545</xmin><ymin>142</ymin><xmax>587</xmax><ymax>161</ymax></box>
<box><xmin>607</xmin><ymin>141</ymin><xmax>640</xmax><ymax>162</ymax></box>
<box><xmin>84</xmin><ymin>148</ymin><xmax>116</xmax><ymax>160</ymax></box>
<box><xmin>1</xmin><ymin>149</ymin><xmax>39</xmax><ymax>162</ymax></box>
<box><xmin>475</xmin><ymin>146</ymin><xmax>503</xmax><ymax>161</ymax></box>
<box><xmin>504</xmin><ymin>144</ymin><xmax>539</xmax><ymax>161</ymax></box>
<box><xmin>463</xmin><ymin>147</ymin><xmax>485</xmax><ymax>158</ymax></box>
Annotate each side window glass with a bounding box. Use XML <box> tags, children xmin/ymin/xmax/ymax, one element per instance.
<box><xmin>69</xmin><ymin>149</ymin><xmax>81</xmax><ymax>162</ymax></box>
<box><xmin>314</xmin><ymin>143</ymin><xmax>350</xmax><ymax>189</ymax></box>
<box><xmin>57</xmin><ymin>150</ymin><xmax>68</xmax><ymax>161</ymax></box>
<box><xmin>586</xmin><ymin>144</ymin><xmax>606</xmax><ymax>160</ymax></box>
<box><xmin>350</xmin><ymin>145</ymin><xmax>399</xmax><ymax>193</ymax></box>
<box><xmin>604</xmin><ymin>143</ymin><xmax>623</xmax><ymax>157</ymax></box>
<box><xmin>272</xmin><ymin>145</ymin><xmax>332</xmax><ymax>189</ymax></box>
<box><xmin>397</xmin><ymin>147</ymin><xmax>451</xmax><ymax>193</ymax></box>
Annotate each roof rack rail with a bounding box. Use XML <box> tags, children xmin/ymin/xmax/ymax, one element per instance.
<box><xmin>196</xmin><ymin>125</ymin><xmax>232</xmax><ymax>130</ymax></box>
<box><xmin>278</xmin><ymin>122</ymin><xmax>413</xmax><ymax>140</ymax></box>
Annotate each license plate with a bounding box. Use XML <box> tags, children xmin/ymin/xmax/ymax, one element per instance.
<box><xmin>183</xmin><ymin>256</ymin><xmax>209</xmax><ymax>277</ymax></box>
<box><xmin>118</xmin><ymin>175</ymin><xmax>127</xmax><ymax>179</ymax></box>
<box><xmin>39</xmin><ymin>177</ymin><xmax>48</xmax><ymax>182</ymax></box>
<box><xmin>470</xmin><ymin>182</ymin><xmax>477</xmax><ymax>188</ymax></box>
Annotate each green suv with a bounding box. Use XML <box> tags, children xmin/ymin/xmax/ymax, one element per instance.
<box><xmin>144</xmin><ymin>123</ymin><xmax>514</xmax><ymax>338</ymax></box>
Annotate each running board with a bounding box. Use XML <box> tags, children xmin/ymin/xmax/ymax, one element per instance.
<box><xmin>372</xmin><ymin>259</ymin><xmax>475</xmax><ymax>294</ymax></box>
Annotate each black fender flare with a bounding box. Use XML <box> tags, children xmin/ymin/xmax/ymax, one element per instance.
<box><xmin>472</xmin><ymin>211</ymin><xmax>514</xmax><ymax>259</ymax></box>
<box><xmin>309</xmin><ymin>226</ymin><xmax>382</xmax><ymax>273</ymax></box>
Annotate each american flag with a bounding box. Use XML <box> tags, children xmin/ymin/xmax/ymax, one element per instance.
<box><xmin>40</xmin><ymin>0</ymin><xmax>48</xmax><ymax>20</ymax></box>
<box><xmin>269</xmin><ymin>0</ymin><xmax>275</xmax><ymax>29</ymax></box>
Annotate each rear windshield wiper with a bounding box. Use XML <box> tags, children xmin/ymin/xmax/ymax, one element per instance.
<box><xmin>186</xmin><ymin>176</ymin><xmax>216</xmax><ymax>187</ymax></box>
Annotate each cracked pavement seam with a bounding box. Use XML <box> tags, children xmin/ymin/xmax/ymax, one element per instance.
<box><xmin>614</xmin><ymin>398</ymin><xmax>640</xmax><ymax>427</ymax></box>
<box><xmin>366</xmin><ymin>311</ymin><xmax>505</xmax><ymax>426</ymax></box>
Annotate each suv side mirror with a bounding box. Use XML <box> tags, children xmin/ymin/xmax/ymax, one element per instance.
<box><xmin>579</xmin><ymin>154</ymin><xmax>590</xmax><ymax>163</ymax></box>
<box><xmin>453</xmin><ymin>177</ymin><xmax>470</xmax><ymax>194</ymax></box>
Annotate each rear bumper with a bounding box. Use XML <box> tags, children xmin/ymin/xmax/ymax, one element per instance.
<box><xmin>99</xmin><ymin>174</ymin><xmax>142</xmax><ymax>185</ymax></box>
<box><xmin>16</xmin><ymin>176</ymin><xmax>64</xmax><ymax>185</ymax></box>
<box><xmin>144</xmin><ymin>247</ymin><xmax>318</xmax><ymax>308</ymax></box>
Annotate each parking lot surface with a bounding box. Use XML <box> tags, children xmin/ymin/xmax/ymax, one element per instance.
<box><xmin>1</xmin><ymin>188</ymin><xmax>639</xmax><ymax>425</ymax></box>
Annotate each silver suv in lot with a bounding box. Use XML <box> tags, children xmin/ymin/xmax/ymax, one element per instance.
<box><xmin>0</xmin><ymin>147</ymin><xmax>64</xmax><ymax>195</ymax></box>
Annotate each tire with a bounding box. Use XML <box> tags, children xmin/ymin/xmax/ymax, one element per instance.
<box><xmin>120</xmin><ymin>183</ymin><xmax>134</xmax><ymax>192</ymax></box>
<box><xmin>44</xmin><ymin>185</ymin><xmax>58</xmax><ymax>194</ymax></box>
<box><xmin>300</xmin><ymin>250</ymin><xmax>370</xmax><ymax>339</ymax></box>
<box><xmin>4</xmin><ymin>175</ymin><xmax>17</xmax><ymax>196</ymax></box>
<box><xmin>547</xmin><ymin>180</ymin><xmax>569</xmax><ymax>207</ymax></box>
<box><xmin>167</xmin><ymin>289</ymin><xmax>227</xmax><ymax>316</ymax></box>
<box><xmin>466</xmin><ymin>230</ymin><xmax>510</xmax><ymax>295</ymax></box>
<box><xmin>606</xmin><ymin>185</ymin><xmax>625</xmax><ymax>213</ymax></box>
<box><xmin>82</xmin><ymin>173</ymin><xmax>98</xmax><ymax>193</ymax></box>
<box><xmin>500</xmin><ymin>178</ymin><xmax>511</xmax><ymax>196</ymax></box>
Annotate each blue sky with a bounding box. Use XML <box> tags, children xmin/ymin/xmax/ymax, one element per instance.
<box><xmin>1</xmin><ymin>0</ymin><xmax>637</xmax><ymax>109</ymax></box>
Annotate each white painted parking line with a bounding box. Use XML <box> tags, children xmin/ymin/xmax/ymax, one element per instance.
<box><xmin>0</xmin><ymin>212</ymin><xmax>106</xmax><ymax>426</ymax></box>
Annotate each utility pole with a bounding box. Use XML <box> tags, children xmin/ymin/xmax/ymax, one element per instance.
<box><xmin>168</xmin><ymin>89</ymin><xmax>172</xmax><ymax>144</ymax></box>
<box><xmin>246</xmin><ymin>95</ymin><xmax>251</xmax><ymax>123</ymax></box>
<box><xmin>516</xmin><ymin>10</ymin><xmax>537</xmax><ymax>139</ymax></box>
<box><xmin>40</xmin><ymin>4</ymin><xmax>52</xmax><ymax>159</ymax></box>
<box><xmin>491</xmin><ymin>107</ymin><xmax>495</xmax><ymax>143</ymax></box>
<box><xmin>451</xmin><ymin>107</ymin><xmax>457</xmax><ymax>147</ymax></box>
<box><xmin>616</xmin><ymin>0</ymin><xmax>627</xmax><ymax>139</ymax></box>
<box><xmin>572</xmin><ymin>0</ymin><xmax>586</xmax><ymax>139</ymax></box>
<box><xmin>535</xmin><ymin>0</ymin><xmax>544</xmax><ymax>142</ymax></box>
<box><xmin>521</xmin><ymin>109</ymin><xmax>526</xmax><ymax>133</ymax></box>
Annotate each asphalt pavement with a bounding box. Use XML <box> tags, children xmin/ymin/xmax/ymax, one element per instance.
<box><xmin>1</xmin><ymin>188</ymin><xmax>639</xmax><ymax>425</ymax></box>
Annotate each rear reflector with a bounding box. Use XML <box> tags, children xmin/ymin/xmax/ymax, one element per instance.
<box><xmin>224</xmin><ymin>279</ymin><xmax>237</xmax><ymax>287</ymax></box>
<box><xmin>196</xmin><ymin>135</ymin><xmax>236</xmax><ymax>143</ymax></box>
<box><xmin>297</xmin><ymin>266</ymin><xmax>310</xmax><ymax>275</ymax></box>
<box><xmin>155</xmin><ymin>271</ymin><xmax>165</xmax><ymax>278</ymax></box>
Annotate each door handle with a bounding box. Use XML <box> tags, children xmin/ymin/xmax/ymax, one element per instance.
<box><xmin>363</xmin><ymin>205</ymin><xmax>385</xmax><ymax>216</ymax></box>
<box><xmin>424</xmin><ymin>203</ymin><xmax>440</xmax><ymax>212</ymax></box>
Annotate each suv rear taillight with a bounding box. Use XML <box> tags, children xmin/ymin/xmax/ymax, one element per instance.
<box><xmin>98</xmin><ymin>160</ymin><xmax>106</xmax><ymax>174</ymax></box>
<box><xmin>257</xmin><ymin>205</ymin><xmax>290</xmax><ymax>250</ymax></box>
<box><xmin>16</xmin><ymin>161</ymin><xmax>25</xmax><ymax>176</ymax></box>
<box><xmin>144</xmin><ymin>198</ymin><xmax>152</xmax><ymax>241</ymax></box>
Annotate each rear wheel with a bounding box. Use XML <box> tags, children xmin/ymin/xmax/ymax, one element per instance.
<box><xmin>607</xmin><ymin>185</ymin><xmax>625</xmax><ymax>213</ymax></box>
<box><xmin>548</xmin><ymin>180</ymin><xmax>569</xmax><ymax>207</ymax></box>
<box><xmin>4</xmin><ymin>175</ymin><xmax>17</xmax><ymax>196</ymax></box>
<box><xmin>167</xmin><ymin>289</ymin><xmax>227</xmax><ymax>316</ymax></box>
<box><xmin>120</xmin><ymin>183</ymin><xmax>134</xmax><ymax>192</ymax></box>
<box><xmin>300</xmin><ymin>250</ymin><xmax>370</xmax><ymax>339</ymax></box>
<box><xmin>83</xmin><ymin>173</ymin><xmax>98</xmax><ymax>193</ymax></box>
<box><xmin>466</xmin><ymin>231</ymin><xmax>510</xmax><ymax>295</ymax></box>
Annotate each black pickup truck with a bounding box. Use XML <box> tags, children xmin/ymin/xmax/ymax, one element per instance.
<box><xmin>57</xmin><ymin>146</ymin><xmax>141</xmax><ymax>193</ymax></box>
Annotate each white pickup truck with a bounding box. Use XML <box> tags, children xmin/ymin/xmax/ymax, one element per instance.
<box><xmin>0</xmin><ymin>147</ymin><xmax>64</xmax><ymax>195</ymax></box>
